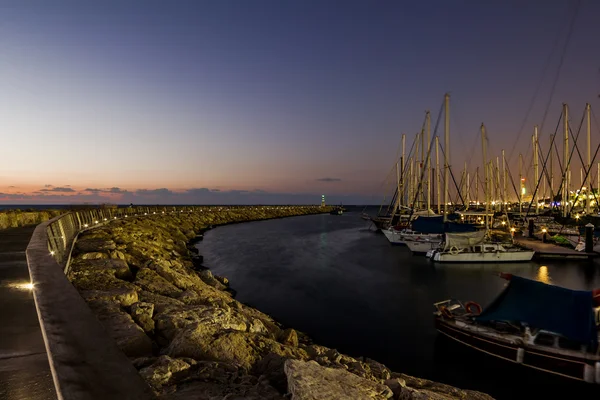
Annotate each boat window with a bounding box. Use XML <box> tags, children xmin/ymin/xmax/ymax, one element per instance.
<box><xmin>558</xmin><ymin>337</ymin><xmax>581</xmax><ymax>351</ymax></box>
<box><xmin>484</xmin><ymin>247</ymin><xmax>495</xmax><ymax>252</ymax></box>
<box><xmin>534</xmin><ymin>333</ymin><xmax>555</xmax><ymax>347</ymax></box>
<box><xmin>474</xmin><ymin>246</ymin><xmax>481</xmax><ymax>252</ymax></box>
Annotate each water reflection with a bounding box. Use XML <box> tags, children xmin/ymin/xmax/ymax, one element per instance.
<box><xmin>536</xmin><ymin>266</ymin><xmax>551</xmax><ymax>284</ymax></box>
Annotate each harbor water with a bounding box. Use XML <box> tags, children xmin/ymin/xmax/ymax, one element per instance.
<box><xmin>197</xmin><ymin>207</ymin><xmax>600</xmax><ymax>399</ymax></box>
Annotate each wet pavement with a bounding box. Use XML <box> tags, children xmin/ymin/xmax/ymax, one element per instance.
<box><xmin>0</xmin><ymin>227</ymin><xmax>55</xmax><ymax>399</ymax></box>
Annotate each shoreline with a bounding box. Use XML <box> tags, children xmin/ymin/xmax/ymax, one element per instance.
<box><xmin>66</xmin><ymin>206</ymin><xmax>493</xmax><ymax>399</ymax></box>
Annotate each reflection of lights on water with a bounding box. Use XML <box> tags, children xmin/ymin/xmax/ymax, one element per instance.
<box><xmin>9</xmin><ymin>282</ymin><xmax>34</xmax><ymax>291</ymax></box>
<box><xmin>537</xmin><ymin>266</ymin><xmax>551</xmax><ymax>284</ymax></box>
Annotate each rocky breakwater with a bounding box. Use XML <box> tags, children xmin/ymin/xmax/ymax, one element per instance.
<box><xmin>0</xmin><ymin>209</ymin><xmax>62</xmax><ymax>229</ymax></box>
<box><xmin>67</xmin><ymin>206</ymin><xmax>493</xmax><ymax>400</ymax></box>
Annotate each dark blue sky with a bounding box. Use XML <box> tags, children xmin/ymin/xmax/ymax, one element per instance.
<box><xmin>0</xmin><ymin>0</ymin><xmax>598</xmax><ymax>204</ymax></box>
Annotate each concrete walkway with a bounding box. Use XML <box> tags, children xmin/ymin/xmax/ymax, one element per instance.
<box><xmin>515</xmin><ymin>236</ymin><xmax>597</xmax><ymax>260</ymax></box>
<box><xmin>0</xmin><ymin>227</ymin><xmax>55</xmax><ymax>399</ymax></box>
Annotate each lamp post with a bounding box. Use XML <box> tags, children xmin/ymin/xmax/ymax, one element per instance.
<box><xmin>542</xmin><ymin>228</ymin><xmax>547</xmax><ymax>243</ymax></box>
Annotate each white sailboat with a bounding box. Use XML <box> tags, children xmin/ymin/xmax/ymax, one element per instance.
<box><xmin>426</xmin><ymin>124</ymin><xmax>534</xmax><ymax>263</ymax></box>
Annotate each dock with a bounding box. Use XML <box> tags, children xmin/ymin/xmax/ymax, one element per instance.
<box><xmin>514</xmin><ymin>237</ymin><xmax>598</xmax><ymax>260</ymax></box>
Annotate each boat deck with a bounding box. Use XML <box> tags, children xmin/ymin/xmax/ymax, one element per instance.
<box><xmin>514</xmin><ymin>237</ymin><xmax>598</xmax><ymax>260</ymax></box>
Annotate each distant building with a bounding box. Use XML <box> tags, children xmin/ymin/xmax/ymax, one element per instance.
<box><xmin>321</xmin><ymin>194</ymin><xmax>325</xmax><ymax>207</ymax></box>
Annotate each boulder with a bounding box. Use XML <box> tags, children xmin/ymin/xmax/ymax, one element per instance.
<box><xmin>278</xmin><ymin>328</ymin><xmax>299</xmax><ymax>347</ymax></box>
<box><xmin>387</xmin><ymin>374</ymin><xmax>494</xmax><ymax>400</ymax></box>
<box><xmin>162</xmin><ymin>380</ymin><xmax>283</xmax><ymax>400</ymax></box>
<box><xmin>70</xmin><ymin>258</ymin><xmax>132</xmax><ymax>281</ymax></box>
<box><xmin>80</xmin><ymin>252</ymin><xmax>109</xmax><ymax>260</ymax></box>
<box><xmin>134</xmin><ymin>268</ymin><xmax>182</xmax><ymax>297</ymax></box>
<box><xmin>138</xmin><ymin>291</ymin><xmax>184</xmax><ymax>313</ymax></box>
<box><xmin>198</xmin><ymin>270</ymin><xmax>227</xmax><ymax>290</ymax></box>
<box><xmin>131</xmin><ymin>301</ymin><xmax>155</xmax><ymax>332</ymax></box>
<box><xmin>285</xmin><ymin>359</ymin><xmax>393</xmax><ymax>400</ymax></box>
<box><xmin>214</xmin><ymin>275</ymin><xmax>229</xmax><ymax>286</ymax></box>
<box><xmin>87</xmin><ymin>299</ymin><xmax>153</xmax><ymax>358</ymax></box>
<box><xmin>76</xmin><ymin>238</ymin><xmax>117</xmax><ymax>253</ymax></box>
<box><xmin>139</xmin><ymin>355</ymin><xmax>191</xmax><ymax>391</ymax></box>
<box><xmin>81</xmin><ymin>287</ymin><xmax>139</xmax><ymax>307</ymax></box>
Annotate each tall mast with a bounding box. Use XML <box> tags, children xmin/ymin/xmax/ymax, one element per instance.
<box><xmin>586</xmin><ymin>103</ymin><xmax>591</xmax><ymax>214</ymax></box>
<box><xmin>462</xmin><ymin>162</ymin><xmax>467</xmax><ymax>208</ymax></box>
<box><xmin>426</xmin><ymin>111</ymin><xmax>431</xmax><ymax>213</ymax></box>
<box><xmin>502</xmin><ymin>150</ymin><xmax>507</xmax><ymax>208</ymax></box>
<box><xmin>475</xmin><ymin>167</ymin><xmax>479</xmax><ymax>209</ymax></box>
<box><xmin>550</xmin><ymin>134</ymin><xmax>554</xmax><ymax>204</ymax></box>
<box><xmin>401</xmin><ymin>134</ymin><xmax>406</xmax><ymax>207</ymax></box>
<box><xmin>519</xmin><ymin>153</ymin><xmax>523</xmax><ymax>214</ymax></box>
<box><xmin>496</xmin><ymin>156</ymin><xmax>500</xmax><ymax>211</ymax></box>
<box><xmin>466</xmin><ymin>170</ymin><xmax>470</xmax><ymax>209</ymax></box>
<box><xmin>533</xmin><ymin>126</ymin><xmax>539</xmax><ymax>214</ymax></box>
<box><xmin>444</xmin><ymin>93</ymin><xmax>450</xmax><ymax>221</ymax></box>
<box><xmin>481</xmin><ymin>124</ymin><xmax>488</xmax><ymax>230</ymax></box>
<box><xmin>563</xmin><ymin>104</ymin><xmax>569</xmax><ymax>217</ymax></box>
<box><xmin>435</xmin><ymin>136</ymin><xmax>441</xmax><ymax>214</ymax></box>
<box><xmin>409</xmin><ymin>157</ymin><xmax>413</xmax><ymax>208</ymax></box>
<box><xmin>396</xmin><ymin>161</ymin><xmax>400</xmax><ymax>212</ymax></box>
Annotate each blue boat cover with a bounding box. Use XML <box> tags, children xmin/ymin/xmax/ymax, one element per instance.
<box><xmin>476</xmin><ymin>276</ymin><xmax>597</xmax><ymax>345</ymax></box>
<box><xmin>412</xmin><ymin>216</ymin><xmax>477</xmax><ymax>234</ymax></box>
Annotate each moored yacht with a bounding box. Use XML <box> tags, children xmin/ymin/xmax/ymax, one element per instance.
<box><xmin>426</xmin><ymin>231</ymin><xmax>535</xmax><ymax>262</ymax></box>
<box><xmin>433</xmin><ymin>274</ymin><xmax>600</xmax><ymax>383</ymax></box>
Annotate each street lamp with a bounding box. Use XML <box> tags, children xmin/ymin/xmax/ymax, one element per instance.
<box><xmin>542</xmin><ymin>227</ymin><xmax>547</xmax><ymax>243</ymax></box>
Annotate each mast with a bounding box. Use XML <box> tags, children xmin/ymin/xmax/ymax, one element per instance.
<box><xmin>563</xmin><ymin>103</ymin><xmax>569</xmax><ymax>217</ymax></box>
<box><xmin>435</xmin><ymin>136</ymin><xmax>441</xmax><ymax>214</ymax></box>
<box><xmin>396</xmin><ymin>161</ymin><xmax>400</xmax><ymax>212</ymax></box>
<box><xmin>587</xmin><ymin>103</ymin><xmax>591</xmax><ymax>214</ymax></box>
<box><xmin>462</xmin><ymin>162</ymin><xmax>467</xmax><ymax>208</ymax></box>
<box><xmin>401</xmin><ymin>134</ymin><xmax>406</xmax><ymax>207</ymax></box>
<box><xmin>475</xmin><ymin>167</ymin><xmax>479</xmax><ymax>209</ymax></box>
<box><xmin>519</xmin><ymin>153</ymin><xmax>523</xmax><ymax>214</ymax></box>
<box><xmin>496</xmin><ymin>156</ymin><xmax>500</xmax><ymax>211</ymax></box>
<box><xmin>550</xmin><ymin>134</ymin><xmax>554</xmax><ymax>204</ymax></box>
<box><xmin>481</xmin><ymin>124</ymin><xmax>488</xmax><ymax>230</ymax></box>
<box><xmin>444</xmin><ymin>93</ymin><xmax>450</xmax><ymax>221</ymax></box>
<box><xmin>426</xmin><ymin>111</ymin><xmax>431</xmax><ymax>213</ymax></box>
<box><xmin>466</xmin><ymin>170</ymin><xmax>470</xmax><ymax>209</ymax></box>
<box><xmin>533</xmin><ymin>126</ymin><xmax>539</xmax><ymax>214</ymax></box>
<box><xmin>502</xmin><ymin>150</ymin><xmax>507</xmax><ymax>209</ymax></box>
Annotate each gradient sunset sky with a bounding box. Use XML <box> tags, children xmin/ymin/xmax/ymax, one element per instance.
<box><xmin>1</xmin><ymin>0</ymin><xmax>599</xmax><ymax>204</ymax></box>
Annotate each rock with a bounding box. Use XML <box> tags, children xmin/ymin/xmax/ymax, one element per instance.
<box><xmin>191</xmin><ymin>255</ymin><xmax>205</xmax><ymax>270</ymax></box>
<box><xmin>110</xmin><ymin>250</ymin><xmax>126</xmax><ymax>260</ymax></box>
<box><xmin>132</xmin><ymin>356</ymin><xmax>157</xmax><ymax>370</ymax></box>
<box><xmin>162</xmin><ymin>380</ymin><xmax>283</xmax><ymax>400</ymax></box>
<box><xmin>138</xmin><ymin>290</ymin><xmax>184</xmax><ymax>313</ymax></box>
<box><xmin>198</xmin><ymin>270</ymin><xmax>227</xmax><ymax>290</ymax></box>
<box><xmin>177</xmin><ymin>289</ymin><xmax>203</xmax><ymax>304</ymax></box>
<box><xmin>80</xmin><ymin>252</ymin><xmax>109</xmax><ymax>260</ymax></box>
<box><xmin>81</xmin><ymin>287</ymin><xmax>139</xmax><ymax>307</ymax></box>
<box><xmin>70</xmin><ymin>258</ymin><xmax>132</xmax><ymax>280</ymax></box>
<box><xmin>76</xmin><ymin>238</ymin><xmax>117</xmax><ymax>253</ymax></box>
<box><xmin>87</xmin><ymin>299</ymin><xmax>153</xmax><ymax>358</ymax></box>
<box><xmin>388</xmin><ymin>373</ymin><xmax>494</xmax><ymax>400</ymax></box>
<box><xmin>149</xmin><ymin>260</ymin><xmax>205</xmax><ymax>291</ymax></box>
<box><xmin>131</xmin><ymin>301</ymin><xmax>155</xmax><ymax>332</ymax></box>
<box><xmin>134</xmin><ymin>268</ymin><xmax>182</xmax><ymax>297</ymax></box>
<box><xmin>285</xmin><ymin>359</ymin><xmax>393</xmax><ymax>400</ymax></box>
<box><xmin>139</xmin><ymin>355</ymin><xmax>191</xmax><ymax>391</ymax></box>
<box><xmin>365</xmin><ymin>358</ymin><xmax>391</xmax><ymax>381</ymax></box>
<box><xmin>214</xmin><ymin>275</ymin><xmax>229</xmax><ymax>286</ymax></box>
<box><xmin>249</xmin><ymin>318</ymin><xmax>269</xmax><ymax>335</ymax></box>
<box><xmin>278</xmin><ymin>328</ymin><xmax>299</xmax><ymax>347</ymax></box>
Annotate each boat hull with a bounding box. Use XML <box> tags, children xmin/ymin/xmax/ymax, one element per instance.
<box><xmin>435</xmin><ymin>318</ymin><xmax>594</xmax><ymax>383</ymax></box>
<box><xmin>405</xmin><ymin>240</ymin><xmax>441</xmax><ymax>254</ymax></box>
<box><xmin>432</xmin><ymin>250</ymin><xmax>535</xmax><ymax>263</ymax></box>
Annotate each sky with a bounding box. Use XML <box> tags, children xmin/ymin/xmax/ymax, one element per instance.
<box><xmin>0</xmin><ymin>0</ymin><xmax>599</xmax><ymax>205</ymax></box>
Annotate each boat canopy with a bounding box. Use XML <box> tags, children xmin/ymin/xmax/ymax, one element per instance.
<box><xmin>443</xmin><ymin>231</ymin><xmax>486</xmax><ymax>250</ymax></box>
<box><xmin>412</xmin><ymin>216</ymin><xmax>479</xmax><ymax>234</ymax></box>
<box><xmin>476</xmin><ymin>276</ymin><xmax>597</xmax><ymax>345</ymax></box>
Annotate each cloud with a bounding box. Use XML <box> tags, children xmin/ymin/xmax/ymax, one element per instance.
<box><xmin>40</xmin><ymin>187</ymin><xmax>75</xmax><ymax>193</ymax></box>
<box><xmin>83</xmin><ymin>187</ymin><xmax>128</xmax><ymax>194</ymax></box>
<box><xmin>135</xmin><ymin>188</ymin><xmax>172</xmax><ymax>196</ymax></box>
<box><xmin>8</xmin><ymin>185</ymin><xmax>17</xmax><ymax>188</ymax></box>
<box><xmin>44</xmin><ymin>184</ymin><xmax>53</xmax><ymax>188</ymax></box>
<box><xmin>316</xmin><ymin>177</ymin><xmax>342</xmax><ymax>182</ymax></box>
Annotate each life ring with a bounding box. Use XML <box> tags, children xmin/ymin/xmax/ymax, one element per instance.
<box><xmin>449</xmin><ymin>246</ymin><xmax>459</xmax><ymax>255</ymax></box>
<box><xmin>464</xmin><ymin>301</ymin><xmax>482</xmax><ymax>315</ymax></box>
<box><xmin>440</xmin><ymin>306</ymin><xmax>454</xmax><ymax>319</ymax></box>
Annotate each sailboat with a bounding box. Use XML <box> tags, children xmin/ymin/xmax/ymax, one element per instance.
<box><xmin>426</xmin><ymin>124</ymin><xmax>534</xmax><ymax>262</ymax></box>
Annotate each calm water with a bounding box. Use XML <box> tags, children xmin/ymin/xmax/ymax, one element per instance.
<box><xmin>198</xmin><ymin>209</ymin><xmax>600</xmax><ymax>399</ymax></box>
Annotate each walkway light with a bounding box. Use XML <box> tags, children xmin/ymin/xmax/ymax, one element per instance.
<box><xmin>542</xmin><ymin>228</ymin><xmax>547</xmax><ymax>233</ymax></box>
